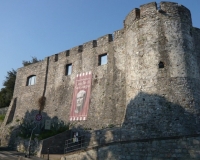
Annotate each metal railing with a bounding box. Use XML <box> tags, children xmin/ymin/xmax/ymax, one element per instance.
<box><xmin>64</xmin><ymin>135</ymin><xmax>86</xmax><ymax>153</ymax></box>
<box><xmin>64</xmin><ymin>125</ymin><xmax>200</xmax><ymax>155</ymax></box>
<box><xmin>64</xmin><ymin>126</ymin><xmax>122</xmax><ymax>154</ymax></box>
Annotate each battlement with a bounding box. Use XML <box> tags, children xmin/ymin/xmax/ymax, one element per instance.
<box><xmin>83</xmin><ymin>40</ymin><xmax>97</xmax><ymax>50</ymax></box>
<box><xmin>45</xmin><ymin>34</ymin><xmax>113</xmax><ymax>62</ymax></box>
<box><xmin>160</xmin><ymin>2</ymin><xmax>191</xmax><ymax>24</ymax></box>
<box><xmin>97</xmin><ymin>34</ymin><xmax>113</xmax><ymax>46</ymax></box>
<box><xmin>124</xmin><ymin>8</ymin><xmax>140</xmax><ymax>28</ymax></box>
<box><xmin>159</xmin><ymin>2</ymin><xmax>178</xmax><ymax>13</ymax></box>
<box><xmin>113</xmin><ymin>29</ymin><xmax>124</xmax><ymax>39</ymax></box>
<box><xmin>159</xmin><ymin>2</ymin><xmax>190</xmax><ymax>14</ymax></box>
<box><xmin>21</xmin><ymin>1</ymin><xmax>193</xmax><ymax>65</ymax></box>
<box><xmin>124</xmin><ymin>1</ymin><xmax>192</xmax><ymax>28</ymax></box>
<box><xmin>140</xmin><ymin>2</ymin><xmax>157</xmax><ymax>17</ymax></box>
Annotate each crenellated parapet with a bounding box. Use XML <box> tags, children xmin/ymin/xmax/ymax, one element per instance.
<box><xmin>124</xmin><ymin>2</ymin><xmax>158</xmax><ymax>28</ymax></box>
<box><xmin>67</xmin><ymin>45</ymin><xmax>83</xmax><ymax>55</ymax></box>
<box><xmin>160</xmin><ymin>2</ymin><xmax>192</xmax><ymax>24</ymax></box>
<box><xmin>48</xmin><ymin>53</ymin><xmax>59</xmax><ymax>62</ymax></box>
<box><xmin>96</xmin><ymin>34</ymin><xmax>113</xmax><ymax>46</ymax></box>
<box><xmin>140</xmin><ymin>2</ymin><xmax>157</xmax><ymax>18</ymax></box>
<box><xmin>45</xmin><ymin>34</ymin><xmax>113</xmax><ymax>62</ymax></box>
<box><xmin>17</xmin><ymin>2</ymin><xmax>193</xmax><ymax>66</ymax></box>
<box><xmin>113</xmin><ymin>29</ymin><xmax>124</xmax><ymax>39</ymax></box>
<box><xmin>124</xmin><ymin>1</ymin><xmax>192</xmax><ymax>29</ymax></box>
<box><xmin>124</xmin><ymin>8</ymin><xmax>140</xmax><ymax>28</ymax></box>
<box><xmin>83</xmin><ymin>40</ymin><xmax>97</xmax><ymax>50</ymax></box>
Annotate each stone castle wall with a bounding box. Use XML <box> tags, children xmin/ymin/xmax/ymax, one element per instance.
<box><xmin>63</xmin><ymin>135</ymin><xmax>200</xmax><ymax>160</ymax></box>
<box><xmin>3</xmin><ymin>2</ymin><xmax>200</xmax><ymax>134</ymax></box>
<box><xmin>1</xmin><ymin>2</ymin><xmax>200</xmax><ymax>158</ymax></box>
<box><xmin>6</xmin><ymin>34</ymin><xmax>127</xmax><ymax>130</ymax></box>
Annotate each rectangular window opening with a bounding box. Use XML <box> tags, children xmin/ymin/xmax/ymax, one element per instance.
<box><xmin>66</xmin><ymin>64</ymin><xmax>72</xmax><ymax>75</ymax></box>
<box><xmin>98</xmin><ymin>53</ymin><xmax>107</xmax><ymax>65</ymax></box>
<box><xmin>27</xmin><ymin>75</ymin><xmax>36</xmax><ymax>86</ymax></box>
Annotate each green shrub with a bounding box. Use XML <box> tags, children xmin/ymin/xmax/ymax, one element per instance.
<box><xmin>37</xmin><ymin>125</ymin><xmax>69</xmax><ymax>140</ymax></box>
<box><xmin>18</xmin><ymin>119</ymin><xmax>69</xmax><ymax>140</ymax></box>
<box><xmin>108</xmin><ymin>124</ymin><xmax>115</xmax><ymax>128</ymax></box>
<box><xmin>0</xmin><ymin>115</ymin><xmax>5</xmax><ymax>121</ymax></box>
<box><xmin>18</xmin><ymin>120</ymin><xmax>37</xmax><ymax>138</ymax></box>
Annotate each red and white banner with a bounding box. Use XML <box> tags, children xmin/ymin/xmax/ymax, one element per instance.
<box><xmin>70</xmin><ymin>71</ymin><xmax>92</xmax><ymax>121</ymax></box>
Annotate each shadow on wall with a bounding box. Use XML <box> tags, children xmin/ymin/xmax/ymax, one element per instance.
<box><xmin>6</xmin><ymin>98</ymin><xmax>17</xmax><ymax>125</ymax></box>
<box><xmin>68</xmin><ymin>92</ymin><xmax>200</xmax><ymax>160</ymax></box>
<box><xmin>7</xmin><ymin>109</ymin><xmax>69</xmax><ymax>154</ymax></box>
<box><xmin>123</xmin><ymin>92</ymin><xmax>200</xmax><ymax>138</ymax></box>
<box><xmin>5</xmin><ymin>92</ymin><xmax>200</xmax><ymax>159</ymax></box>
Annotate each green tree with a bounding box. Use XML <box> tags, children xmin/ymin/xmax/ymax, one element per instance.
<box><xmin>0</xmin><ymin>88</ymin><xmax>11</xmax><ymax>108</ymax></box>
<box><xmin>0</xmin><ymin>69</ymin><xmax>16</xmax><ymax>108</ymax></box>
<box><xmin>0</xmin><ymin>57</ymin><xmax>41</xmax><ymax>108</ymax></box>
<box><xmin>3</xmin><ymin>69</ymin><xmax>16</xmax><ymax>92</ymax></box>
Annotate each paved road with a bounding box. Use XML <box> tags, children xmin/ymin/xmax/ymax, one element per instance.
<box><xmin>0</xmin><ymin>151</ymin><xmax>44</xmax><ymax>160</ymax></box>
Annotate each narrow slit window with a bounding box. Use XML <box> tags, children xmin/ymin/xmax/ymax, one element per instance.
<box><xmin>190</xmin><ymin>28</ymin><xmax>193</xmax><ymax>37</ymax></box>
<box><xmin>66</xmin><ymin>50</ymin><xmax>70</xmax><ymax>57</ymax></box>
<box><xmin>159</xmin><ymin>61</ymin><xmax>164</xmax><ymax>68</ymax></box>
<box><xmin>27</xmin><ymin>75</ymin><xmax>36</xmax><ymax>86</ymax></box>
<box><xmin>99</xmin><ymin>54</ymin><xmax>107</xmax><ymax>65</ymax></box>
<box><xmin>66</xmin><ymin>64</ymin><xmax>72</xmax><ymax>75</ymax></box>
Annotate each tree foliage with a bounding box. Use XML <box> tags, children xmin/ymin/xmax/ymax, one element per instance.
<box><xmin>22</xmin><ymin>57</ymin><xmax>41</xmax><ymax>66</ymax></box>
<box><xmin>0</xmin><ymin>57</ymin><xmax>41</xmax><ymax>108</ymax></box>
<box><xmin>0</xmin><ymin>69</ymin><xmax>16</xmax><ymax>108</ymax></box>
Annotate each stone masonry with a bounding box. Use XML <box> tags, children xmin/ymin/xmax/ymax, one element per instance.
<box><xmin>1</xmin><ymin>1</ymin><xmax>200</xmax><ymax>159</ymax></box>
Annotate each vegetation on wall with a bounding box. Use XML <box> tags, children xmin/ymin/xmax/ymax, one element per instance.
<box><xmin>22</xmin><ymin>57</ymin><xmax>41</xmax><ymax>67</ymax></box>
<box><xmin>0</xmin><ymin>57</ymin><xmax>41</xmax><ymax>108</ymax></box>
<box><xmin>38</xmin><ymin>96</ymin><xmax>46</xmax><ymax>113</ymax></box>
<box><xmin>37</xmin><ymin>123</ymin><xmax>69</xmax><ymax>140</ymax></box>
<box><xmin>0</xmin><ymin>114</ymin><xmax>5</xmax><ymax>122</ymax></box>
<box><xmin>18</xmin><ymin>119</ymin><xmax>69</xmax><ymax>140</ymax></box>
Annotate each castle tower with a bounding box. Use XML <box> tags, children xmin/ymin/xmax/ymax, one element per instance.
<box><xmin>123</xmin><ymin>2</ymin><xmax>200</xmax><ymax>138</ymax></box>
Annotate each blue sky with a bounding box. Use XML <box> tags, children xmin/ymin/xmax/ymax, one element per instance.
<box><xmin>0</xmin><ymin>0</ymin><xmax>199</xmax><ymax>89</ymax></box>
